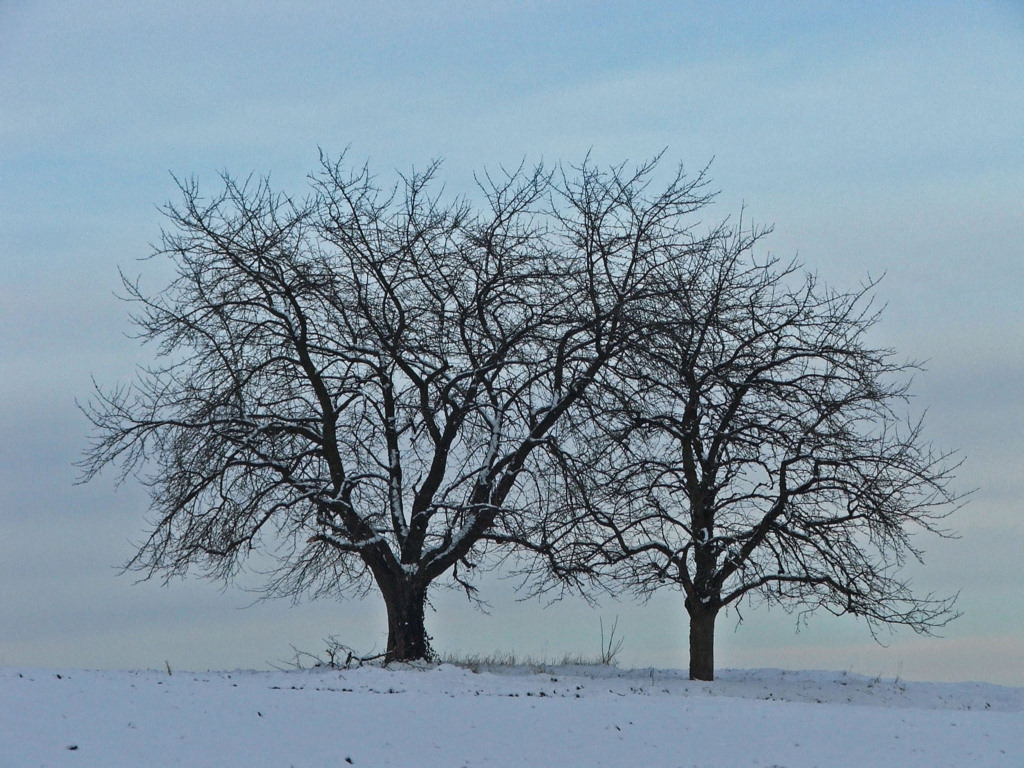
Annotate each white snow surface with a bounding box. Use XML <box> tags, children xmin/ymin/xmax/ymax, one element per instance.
<box><xmin>3</xmin><ymin>663</ymin><xmax>1022</xmax><ymax>767</ymax></box>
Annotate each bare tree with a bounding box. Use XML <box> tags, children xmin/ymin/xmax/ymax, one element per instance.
<box><xmin>80</xmin><ymin>153</ymin><xmax>714</xmax><ymax>662</ymax></box>
<box><xmin>522</xmin><ymin>225</ymin><xmax>964</xmax><ymax>681</ymax></box>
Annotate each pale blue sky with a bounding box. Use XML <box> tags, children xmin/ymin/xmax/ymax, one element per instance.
<box><xmin>2</xmin><ymin>1</ymin><xmax>1022</xmax><ymax>684</ymax></box>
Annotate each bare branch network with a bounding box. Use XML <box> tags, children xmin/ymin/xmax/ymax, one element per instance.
<box><xmin>81</xmin><ymin>153</ymin><xmax>963</xmax><ymax>676</ymax></box>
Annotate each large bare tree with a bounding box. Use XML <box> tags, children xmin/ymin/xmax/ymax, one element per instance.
<box><xmin>80</xmin><ymin>153</ymin><xmax>714</xmax><ymax>662</ymax></box>
<box><xmin>520</xmin><ymin>225</ymin><xmax>964</xmax><ymax>681</ymax></box>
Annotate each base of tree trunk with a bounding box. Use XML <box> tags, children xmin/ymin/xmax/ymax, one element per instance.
<box><xmin>687</xmin><ymin>601</ymin><xmax>718</xmax><ymax>681</ymax></box>
<box><xmin>382</xmin><ymin>580</ymin><xmax>432</xmax><ymax>664</ymax></box>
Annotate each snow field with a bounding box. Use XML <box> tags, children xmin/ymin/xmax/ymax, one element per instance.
<box><xmin>3</xmin><ymin>664</ymin><xmax>1022</xmax><ymax>767</ymax></box>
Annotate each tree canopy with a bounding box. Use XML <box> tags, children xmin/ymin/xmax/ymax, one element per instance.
<box><xmin>82</xmin><ymin>154</ymin><xmax>720</xmax><ymax>661</ymax></box>
<box><xmin>82</xmin><ymin>153</ymin><xmax>962</xmax><ymax>673</ymax></box>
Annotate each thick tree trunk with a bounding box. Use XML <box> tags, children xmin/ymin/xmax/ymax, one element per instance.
<box><xmin>380</xmin><ymin>578</ymin><xmax>432</xmax><ymax>664</ymax></box>
<box><xmin>686</xmin><ymin>598</ymin><xmax>719</xmax><ymax>681</ymax></box>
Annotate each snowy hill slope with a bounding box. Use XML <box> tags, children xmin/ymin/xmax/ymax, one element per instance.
<box><xmin>3</xmin><ymin>664</ymin><xmax>1022</xmax><ymax>767</ymax></box>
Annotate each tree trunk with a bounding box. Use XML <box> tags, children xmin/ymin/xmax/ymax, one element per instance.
<box><xmin>686</xmin><ymin>598</ymin><xmax>718</xmax><ymax>681</ymax></box>
<box><xmin>380</xmin><ymin>577</ymin><xmax>432</xmax><ymax>664</ymax></box>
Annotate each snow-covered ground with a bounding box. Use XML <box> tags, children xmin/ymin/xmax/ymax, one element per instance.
<box><xmin>3</xmin><ymin>664</ymin><xmax>1022</xmax><ymax>767</ymax></box>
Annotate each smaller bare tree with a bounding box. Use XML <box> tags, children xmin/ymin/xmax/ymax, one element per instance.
<box><xmin>523</xmin><ymin>226</ymin><xmax>964</xmax><ymax>681</ymax></box>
